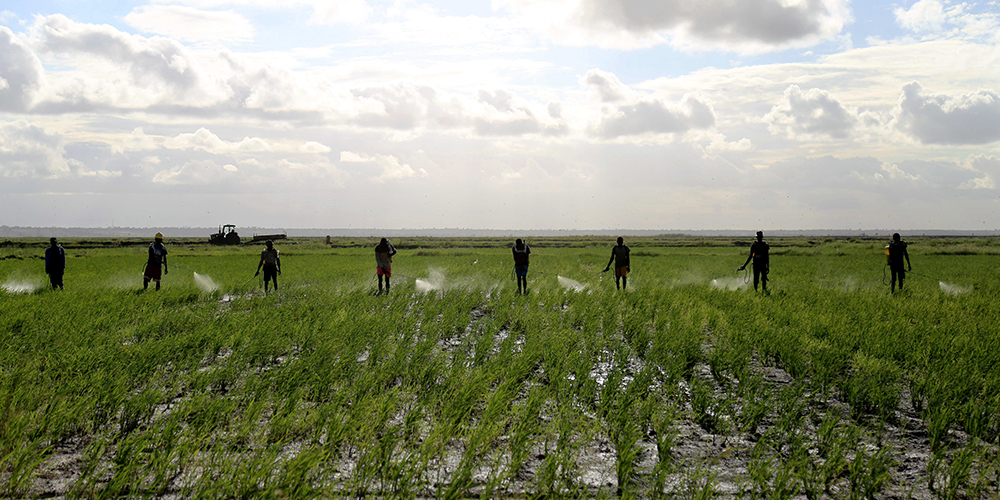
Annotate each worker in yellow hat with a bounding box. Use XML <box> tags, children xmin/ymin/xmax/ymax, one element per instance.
<box><xmin>143</xmin><ymin>232</ymin><xmax>169</xmax><ymax>290</ymax></box>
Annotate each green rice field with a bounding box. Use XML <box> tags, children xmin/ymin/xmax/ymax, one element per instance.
<box><xmin>2</xmin><ymin>236</ymin><xmax>999</xmax><ymax>498</ymax></box>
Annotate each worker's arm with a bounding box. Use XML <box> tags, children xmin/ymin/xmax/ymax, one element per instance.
<box><xmin>255</xmin><ymin>256</ymin><xmax>263</xmax><ymax>276</ymax></box>
<box><xmin>739</xmin><ymin>252</ymin><xmax>753</xmax><ymax>270</ymax></box>
<box><xmin>604</xmin><ymin>251</ymin><xmax>615</xmax><ymax>272</ymax></box>
<box><xmin>163</xmin><ymin>255</ymin><xmax>168</xmax><ymax>274</ymax></box>
<box><xmin>904</xmin><ymin>250</ymin><xmax>911</xmax><ymax>271</ymax></box>
<box><xmin>277</xmin><ymin>255</ymin><xmax>281</xmax><ymax>274</ymax></box>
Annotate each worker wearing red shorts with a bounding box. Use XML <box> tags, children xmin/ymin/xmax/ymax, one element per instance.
<box><xmin>603</xmin><ymin>236</ymin><xmax>630</xmax><ymax>290</ymax></box>
<box><xmin>375</xmin><ymin>238</ymin><xmax>397</xmax><ymax>294</ymax></box>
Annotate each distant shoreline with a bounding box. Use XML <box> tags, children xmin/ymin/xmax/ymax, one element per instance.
<box><xmin>2</xmin><ymin>226</ymin><xmax>998</xmax><ymax>238</ymax></box>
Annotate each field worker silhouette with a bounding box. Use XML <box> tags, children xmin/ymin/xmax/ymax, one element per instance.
<box><xmin>886</xmin><ymin>233</ymin><xmax>911</xmax><ymax>293</ymax></box>
<box><xmin>255</xmin><ymin>240</ymin><xmax>281</xmax><ymax>293</ymax></box>
<box><xmin>143</xmin><ymin>233</ymin><xmax>168</xmax><ymax>291</ymax></box>
<box><xmin>512</xmin><ymin>238</ymin><xmax>531</xmax><ymax>294</ymax></box>
<box><xmin>375</xmin><ymin>238</ymin><xmax>397</xmax><ymax>294</ymax></box>
<box><xmin>603</xmin><ymin>237</ymin><xmax>631</xmax><ymax>290</ymax></box>
<box><xmin>45</xmin><ymin>237</ymin><xmax>66</xmax><ymax>290</ymax></box>
<box><xmin>738</xmin><ymin>231</ymin><xmax>769</xmax><ymax>292</ymax></box>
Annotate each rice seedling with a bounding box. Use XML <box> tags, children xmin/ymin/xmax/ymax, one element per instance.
<box><xmin>1</xmin><ymin>236</ymin><xmax>998</xmax><ymax>497</ymax></box>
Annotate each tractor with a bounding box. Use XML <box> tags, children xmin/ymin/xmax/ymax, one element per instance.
<box><xmin>209</xmin><ymin>224</ymin><xmax>241</xmax><ymax>245</ymax></box>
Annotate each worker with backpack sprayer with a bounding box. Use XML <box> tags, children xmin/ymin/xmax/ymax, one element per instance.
<box><xmin>885</xmin><ymin>232</ymin><xmax>911</xmax><ymax>293</ymax></box>
<box><xmin>255</xmin><ymin>239</ymin><xmax>282</xmax><ymax>293</ymax></box>
<box><xmin>738</xmin><ymin>231</ymin><xmax>769</xmax><ymax>292</ymax></box>
<box><xmin>512</xmin><ymin>238</ymin><xmax>531</xmax><ymax>294</ymax></box>
<box><xmin>375</xmin><ymin>238</ymin><xmax>397</xmax><ymax>294</ymax></box>
<box><xmin>143</xmin><ymin>233</ymin><xmax>169</xmax><ymax>291</ymax></box>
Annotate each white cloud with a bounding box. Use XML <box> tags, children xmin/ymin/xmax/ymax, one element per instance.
<box><xmin>765</xmin><ymin>85</ymin><xmax>858</xmax><ymax>140</ymax></box>
<box><xmin>479</xmin><ymin>89</ymin><xmax>515</xmax><ymax>112</ymax></box>
<box><xmin>582</xmin><ymin>69</ymin><xmax>631</xmax><ymax>103</ymax></box>
<box><xmin>362</xmin><ymin>3</ymin><xmax>539</xmax><ymax>54</ymax></box>
<box><xmin>547</xmin><ymin>101</ymin><xmax>562</xmax><ymax>118</ymax></box>
<box><xmin>154</xmin><ymin>0</ymin><xmax>373</xmax><ymax>25</ymax></box>
<box><xmin>894</xmin><ymin>0</ymin><xmax>1000</xmax><ymax>41</ymax></box>
<box><xmin>0</xmin><ymin>26</ymin><xmax>44</xmax><ymax>112</ymax></box>
<box><xmin>0</xmin><ymin>120</ymin><xmax>70</xmax><ymax>178</ymax></box>
<box><xmin>958</xmin><ymin>155</ymin><xmax>1000</xmax><ymax>189</ymax></box>
<box><xmin>473</xmin><ymin>89</ymin><xmax>566</xmax><ymax>136</ymax></box>
<box><xmin>495</xmin><ymin>0</ymin><xmax>852</xmax><ymax>53</ymax></box>
<box><xmin>700</xmin><ymin>132</ymin><xmax>753</xmax><ymax>155</ymax></box>
<box><xmin>340</xmin><ymin>150</ymin><xmax>428</xmax><ymax>181</ymax></box>
<box><xmin>300</xmin><ymin>141</ymin><xmax>332</xmax><ymax>153</ymax></box>
<box><xmin>895</xmin><ymin>82</ymin><xmax>1000</xmax><ymax>145</ymax></box>
<box><xmin>112</xmin><ymin>127</ymin><xmax>159</xmax><ymax>154</ymax></box>
<box><xmin>152</xmin><ymin>159</ymin><xmax>240</xmax><ymax>184</ymax></box>
<box><xmin>592</xmin><ymin>93</ymin><xmax>715</xmax><ymax>139</ymax></box>
<box><xmin>123</xmin><ymin>5</ymin><xmax>255</xmax><ymax>45</ymax></box>
<box><xmin>879</xmin><ymin>161</ymin><xmax>923</xmax><ymax>182</ymax></box>
<box><xmin>307</xmin><ymin>0</ymin><xmax>373</xmax><ymax>25</ymax></box>
<box><xmin>29</xmin><ymin>14</ymin><xmax>222</xmax><ymax>109</ymax></box>
<box><xmin>165</xmin><ymin>127</ymin><xmax>272</xmax><ymax>153</ymax></box>
<box><xmin>350</xmin><ymin>82</ymin><xmax>467</xmax><ymax>130</ymax></box>
<box><xmin>894</xmin><ymin>0</ymin><xmax>947</xmax><ymax>32</ymax></box>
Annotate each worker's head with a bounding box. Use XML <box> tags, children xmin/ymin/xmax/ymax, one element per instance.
<box><xmin>756</xmin><ymin>231</ymin><xmax>763</xmax><ymax>240</ymax></box>
<box><xmin>380</xmin><ymin>237</ymin><xmax>388</xmax><ymax>245</ymax></box>
<box><xmin>617</xmin><ymin>236</ymin><xmax>624</xmax><ymax>245</ymax></box>
<box><xmin>50</xmin><ymin>237</ymin><xmax>57</xmax><ymax>246</ymax></box>
<box><xmin>515</xmin><ymin>238</ymin><xmax>523</xmax><ymax>245</ymax></box>
<box><xmin>892</xmin><ymin>233</ymin><xmax>901</xmax><ymax>242</ymax></box>
<box><xmin>155</xmin><ymin>232</ymin><xmax>163</xmax><ymax>242</ymax></box>
<box><xmin>266</xmin><ymin>239</ymin><xmax>273</xmax><ymax>248</ymax></box>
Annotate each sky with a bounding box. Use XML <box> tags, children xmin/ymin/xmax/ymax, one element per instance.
<box><xmin>1</xmin><ymin>0</ymin><xmax>998</xmax><ymax>231</ymax></box>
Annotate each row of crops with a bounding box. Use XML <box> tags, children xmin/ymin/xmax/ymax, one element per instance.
<box><xmin>1</xmin><ymin>239</ymin><xmax>999</xmax><ymax>498</ymax></box>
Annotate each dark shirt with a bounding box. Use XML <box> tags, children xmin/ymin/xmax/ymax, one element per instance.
<box><xmin>888</xmin><ymin>240</ymin><xmax>908</xmax><ymax>269</ymax></box>
<box><xmin>260</xmin><ymin>248</ymin><xmax>279</xmax><ymax>266</ymax></box>
<box><xmin>45</xmin><ymin>245</ymin><xmax>66</xmax><ymax>273</ymax></box>
<box><xmin>611</xmin><ymin>245</ymin><xmax>630</xmax><ymax>268</ymax></box>
<box><xmin>147</xmin><ymin>242</ymin><xmax>168</xmax><ymax>266</ymax></box>
<box><xmin>750</xmin><ymin>240</ymin><xmax>769</xmax><ymax>266</ymax></box>
<box><xmin>512</xmin><ymin>244</ymin><xmax>530</xmax><ymax>266</ymax></box>
<box><xmin>375</xmin><ymin>242</ymin><xmax>396</xmax><ymax>269</ymax></box>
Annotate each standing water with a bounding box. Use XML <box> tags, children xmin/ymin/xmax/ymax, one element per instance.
<box><xmin>193</xmin><ymin>272</ymin><xmax>219</xmax><ymax>292</ymax></box>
